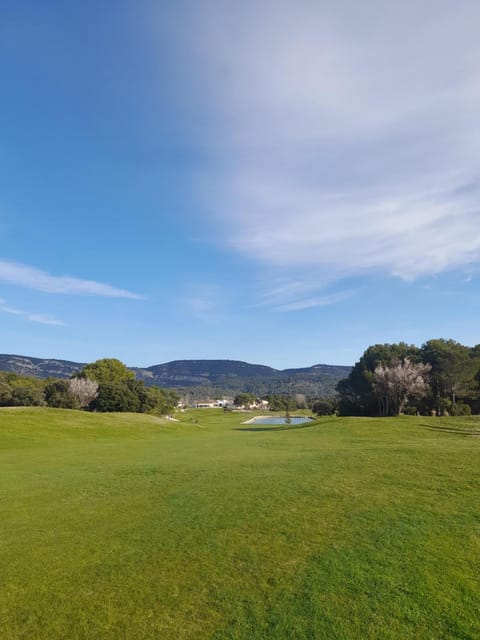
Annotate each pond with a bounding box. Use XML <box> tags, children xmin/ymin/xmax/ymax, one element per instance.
<box><xmin>243</xmin><ymin>416</ymin><xmax>313</xmax><ymax>425</ymax></box>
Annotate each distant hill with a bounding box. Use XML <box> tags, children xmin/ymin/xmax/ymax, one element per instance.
<box><xmin>0</xmin><ymin>354</ymin><xmax>86</xmax><ymax>379</ymax></box>
<box><xmin>133</xmin><ymin>359</ymin><xmax>278</xmax><ymax>386</ymax></box>
<box><xmin>0</xmin><ymin>354</ymin><xmax>351</xmax><ymax>397</ymax></box>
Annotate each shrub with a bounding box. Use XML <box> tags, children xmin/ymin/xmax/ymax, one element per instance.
<box><xmin>312</xmin><ymin>397</ymin><xmax>338</xmax><ymax>416</ymax></box>
<box><xmin>449</xmin><ymin>402</ymin><xmax>471</xmax><ymax>416</ymax></box>
<box><xmin>44</xmin><ymin>380</ymin><xmax>79</xmax><ymax>409</ymax></box>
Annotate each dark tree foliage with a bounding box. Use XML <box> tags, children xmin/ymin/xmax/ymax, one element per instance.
<box><xmin>92</xmin><ymin>377</ymin><xmax>179</xmax><ymax>415</ymax></box>
<box><xmin>0</xmin><ymin>372</ymin><xmax>45</xmax><ymax>406</ymax></box>
<box><xmin>94</xmin><ymin>382</ymin><xmax>141</xmax><ymax>413</ymax></box>
<box><xmin>336</xmin><ymin>343</ymin><xmax>421</xmax><ymax>415</ymax></box>
<box><xmin>312</xmin><ymin>397</ymin><xmax>338</xmax><ymax>416</ymax></box>
<box><xmin>0</xmin><ymin>377</ymin><xmax>13</xmax><ymax>405</ymax></box>
<box><xmin>234</xmin><ymin>393</ymin><xmax>255</xmax><ymax>407</ymax></box>
<box><xmin>421</xmin><ymin>339</ymin><xmax>479</xmax><ymax>414</ymax></box>
<box><xmin>80</xmin><ymin>358</ymin><xmax>135</xmax><ymax>386</ymax></box>
<box><xmin>266</xmin><ymin>394</ymin><xmax>299</xmax><ymax>411</ymax></box>
<box><xmin>44</xmin><ymin>379</ymin><xmax>79</xmax><ymax>409</ymax></box>
<box><xmin>337</xmin><ymin>340</ymin><xmax>480</xmax><ymax>417</ymax></box>
<box><xmin>145</xmin><ymin>386</ymin><xmax>179</xmax><ymax>415</ymax></box>
<box><xmin>10</xmin><ymin>386</ymin><xmax>45</xmax><ymax>406</ymax></box>
<box><xmin>80</xmin><ymin>359</ymin><xmax>177</xmax><ymax>415</ymax></box>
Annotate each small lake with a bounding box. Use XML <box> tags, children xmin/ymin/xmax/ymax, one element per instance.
<box><xmin>243</xmin><ymin>416</ymin><xmax>313</xmax><ymax>425</ymax></box>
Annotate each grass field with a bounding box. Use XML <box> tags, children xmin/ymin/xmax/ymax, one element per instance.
<box><xmin>1</xmin><ymin>408</ymin><xmax>479</xmax><ymax>639</ymax></box>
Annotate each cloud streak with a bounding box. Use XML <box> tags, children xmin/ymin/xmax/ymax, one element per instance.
<box><xmin>0</xmin><ymin>298</ymin><xmax>64</xmax><ymax>326</ymax></box>
<box><xmin>162</xmin><ymin>0</ymin><xmax>480</xmax><ymax>289</ymax></box>
<box><xmin>27</xmin><ymin>313</ymin><xmax>64</xmax><ymax>326</ymax></box>
<box><xmin>182</xmin><ymin>284</ymin><xmax>224</xmax><ymax>322</ymax></box>
<box><xmin>254</xmin><ymin>279</ymin><xmax>356</xmax><ymax>311</ymax></box>
<box><xmin>0</xmin><ymin>260</ymin><xmax>143</xmax><ymax>299</ymax></box>
<box><xmin>273</xmin><ymin>290</ymin><xmax>356</xmax><ymax>312</ymax></box>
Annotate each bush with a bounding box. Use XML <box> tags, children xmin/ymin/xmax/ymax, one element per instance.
<box><xmin>0</xmin><ymin>373</ymin><xmax>45</xmax><ymax>406</ymax></box>
<box><xmin>44</xmin><ymin>380</ymin><xmax>79</xmax><ymax>409</ymax></box>
<box><xmin>144</xmin><ymin>386</ymin><xmax>178</xmax><ymax>415</ymax></box>
<box><xmin>312</xmin><ymin>398</ymin><xmax>338</xmax><ymax>416</ymax></box>
<box><xmin>0</xmin><ymin>379</ymin><xmax>13</xmax><ymax>406</ymax></box>
<box><xmin>449</xmin><ymin>402</ymin><xmax>472</xmax><ymax>416</ymax></box>
<box><xmin>94</xmin><ymin>382</ymin><xmax>141</xmax><ymax>413</ymax></box>
<box><xmin>11</xmin><ymin>386</ymin><xmax>45</xmax><ymax>407</ymax></box>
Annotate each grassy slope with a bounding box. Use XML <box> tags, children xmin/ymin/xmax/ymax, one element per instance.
<box><xmin>1</xmin><ymin>408</ymin><xmax>479</xmax><ymax>639</ymax></box>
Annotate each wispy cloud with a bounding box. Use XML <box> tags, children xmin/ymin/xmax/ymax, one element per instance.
<box><xmin>0</xmin><ymin>260</ymin><xmax>143</xmax><ymax>299</ymax></box>
<box><xmin>0</xmin><ymin>299</ymin><xmax>64</xmax><ymax>326</ymax></box>
<box><xmin>274</xmin><ymin>290</ymin><xmax>356</xmax><ymax>312</ymax></box>
<box><xmin>0</xmin><ymin>304</ymin><xmax>23</xmax><ymax>315</ymax></box>
<box><xmin>182</xmin><ymin>284</ymin><xmax>223</xmax><ymax>321</ymax></box>
<box><xmin>161</xmin><ymin>1</ymin><xmax>480</xmax><ymax>286</ymax></box>
<box><xmin>257</xmin><ymin>280</ymin><xmax>321</xmax><ymax>306</ymax></box>
<box><xmin>255</xmin><ymin>279</ymin><xmax>356</xmax><ymax>311</ymax></box>
<box><xmin>27</xmin><ymin>313</ymin><xmax>64</xmax><ymax>326</ymax></box>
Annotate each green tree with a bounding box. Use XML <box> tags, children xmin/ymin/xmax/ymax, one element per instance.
<box><xmin>234</xmin><ymin>392</ymin><xmax>255</xmax><ymax>407</ymax></box>
<box><xmin>94</xmin><ymin>382</ymin><xmax>141</xmax><ymax>413</ymax></box>
<box><xmin>10</xmin><ymin>385</ymin><xmax>45</xmax><ymax>406</ymax></box>
<box><xmin>0</xmin><ymin>374</ymin><xmax>13</xmax><ymax>406</ymax></box>
<box><xmin>312</xmin><ymin>397</ymin><xmax>338</xmax><ymax>416</ymax></box>
<box><xmin>421</xmin><ymin>339</ymin><xmax>477</xmax><ymax>414</ymax></box>
<box><xmin>80</xmin><ymin>358</ymin><xmax>135</xmax><ymax>386</ymax></box>
<box><xmin>0</xmin><ymin>373</ymin><xmax>45</xmax><ymax>407</ymax></box>
<box><xmin>92</xmin><ymin>378</ymin><xmax>177</xmax><ymax>414</ymax></box>
<box><xmin>4</xmin><ymin>373</ymin><xmax>45</xmax><ymax>406</ymax></box>
<box><xmin>337</xmin><ymin>343</ymin><xmax>421</xmax><ymax>416</ymax></box>
<box><xmin>265</xmin><ymin>394</ymin><xmax>298</xmax><ymax>411</ymax></box>
<box><xmin>44</xmin><ymin>380</ymin><xmax>79</xmax><ymax>409</ymax></box>
<box><xmin>144</xmin><ymin>386</ymin><xmax>179</xmax><ymax>415</ymax></box>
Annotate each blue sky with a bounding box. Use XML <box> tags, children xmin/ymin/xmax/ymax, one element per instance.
<box><xmin>1</xmin><ymin>0</ymin><xmax>480</xmax><ymax>368</ymax></box>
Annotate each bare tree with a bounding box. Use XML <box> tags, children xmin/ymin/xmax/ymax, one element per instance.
<box><xmin>68</xmin><ymin>377</ymin><xmax>98</xmax><ymax>409</ymax></box>
<box><xmin>294</xmin><ymin>393</ymin><xmax>307</xmax><ymax>409</ymax></box>
<box><xmin>373</xmin><ymin>358</ymin><xmax>431</xmax><ymax>416</ymax></box>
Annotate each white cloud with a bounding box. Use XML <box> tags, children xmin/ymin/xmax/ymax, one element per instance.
<box><xmin>0</xmin><ymin>304</ymin><xmax>23</xmax><ymax>315</ymax></box>
<box><xmin>184</xmin><ymin>295</ymin><xmax>215</xmax><ymax>315</ymax></box>
<box><xmin>0</xmin><ymin>300</ymin><xmax>64</xmax><ymax>326</ymax></box>
<box><xmin>0</xmin><ymin>260</ymin><xmax>143</xmax><ymax>299</ymax></box>
<box><xmin>182</xmin><ymin>284</ymin><xmax>222</xmax><ymax>321</ymax></box>
<box><xmin>161</xmin><ymin>0</ymin><xmax>480</xmax><ymax>288</ymax></box>
<box><xmin>274</xmin><ymin>290</ymin><xmax>356</xmax><ymax>312</ymax></box>
<box><xmin>26</xmin><ymin>313</ymin><xmax>64</xmax><ymax>326</ymax></box>
<box><xmin>254</xmin><ymin>279</ymin><xmax>356</xmax><ymax>311</ymax></box>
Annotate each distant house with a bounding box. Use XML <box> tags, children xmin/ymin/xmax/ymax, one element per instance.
<box><xmin>195</xmin><ymin>400</ymin><xmax>232</xmax><ymax>408</ymax></box>
<box><xmin>247</xmin><ymin>399</ymin><xmax>270</xmax><ymax>410</ymax></box>
<box><xmin>235</xmin><ymin>399</ymin><xmax>270</xmax><ymax>411</ymax></box>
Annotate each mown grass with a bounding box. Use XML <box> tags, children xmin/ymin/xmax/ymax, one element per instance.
<box><xmin>1</xmin><ymin>408</ymin><xmax>479</xmax><ymax>639</ymax></box>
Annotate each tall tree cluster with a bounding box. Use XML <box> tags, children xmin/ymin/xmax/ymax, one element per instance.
<box><xmin>337</xmin><ymin>339</ymin><xmax>480</xmax><ymax>416</ymax></box>
<box><xmin>77</xmin><ymin>359</ymin><xmax>178</xmax><ymax>414</ymax></box>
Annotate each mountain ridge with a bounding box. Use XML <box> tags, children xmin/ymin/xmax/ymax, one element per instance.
<box><xmin>0</xmin><ymin>354</ymin><xmax>351</xmax><ymax>396</ymax></box>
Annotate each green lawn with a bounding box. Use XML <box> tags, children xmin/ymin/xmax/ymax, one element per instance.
<box><xmin>1</xmin><ymin>408</ymin><xmax>479</xmax><ymax>639</ymax></box>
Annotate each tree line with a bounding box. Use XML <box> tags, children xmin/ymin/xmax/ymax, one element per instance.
<box><xmin>0</xmin><ymin>358</ymin><xmax>178</xmax><ymax>415</ymax></box>
<box><xmin>336</xmin><ymin>339</ymin><xmax>480</xmax><ymax>416</ymax></box>
<box><xmin>232</xmin><ymin>392</ymin><xmax>310</xmax><ymax>411</ymax></box>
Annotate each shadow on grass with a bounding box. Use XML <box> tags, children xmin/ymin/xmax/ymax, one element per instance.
<box><xmin>418</xmin><ymin>424</ymin><xmax>480</xmax><ymax>436</ymax></box>
<box><xmin>234</xmin><ymin>423</ymin><xmax>316</xmax><ymax>432</ymax></box>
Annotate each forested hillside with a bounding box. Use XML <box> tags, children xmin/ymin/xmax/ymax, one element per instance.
<box><xmin>0</xmin><ymin>355</ymin><xmax>351</xmax><ymax>397</ymax></box>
